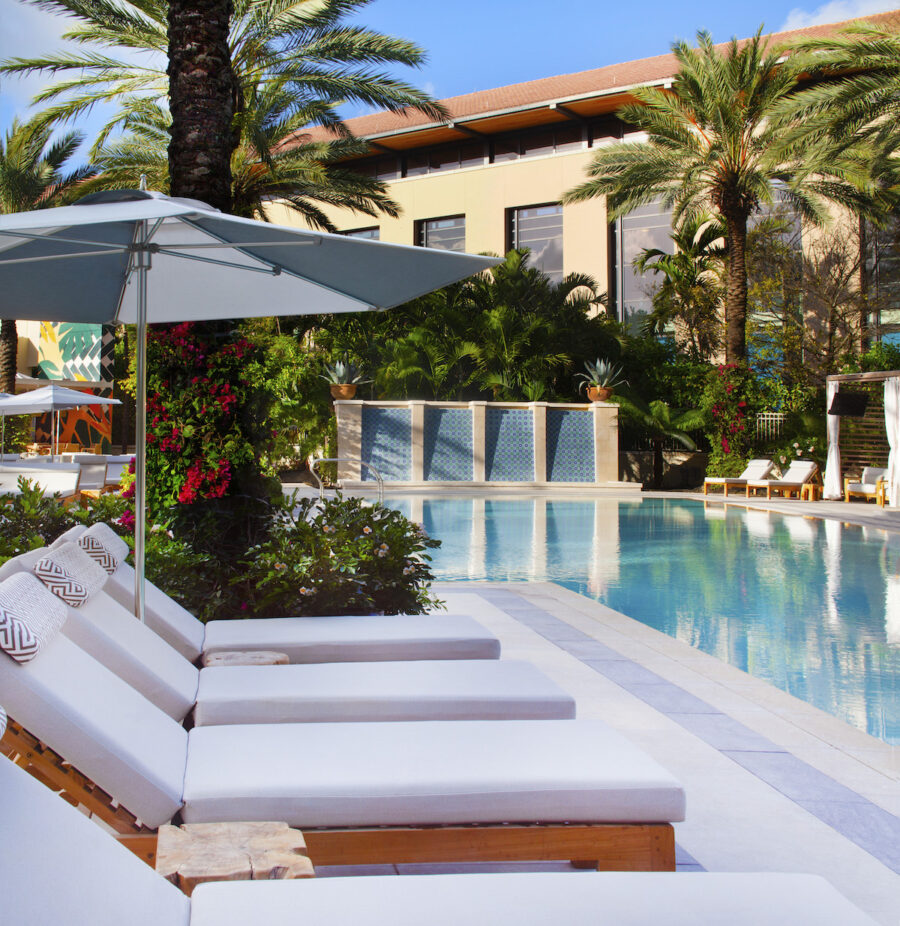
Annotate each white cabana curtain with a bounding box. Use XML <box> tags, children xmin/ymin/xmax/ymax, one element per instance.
<box><xmin>823</xmin><ymin>380</ymin><xmax>842</xmax><ymax>499</ymax></box>
<box><xmin>884</xmin><ymin>377</ymin><xmax>900</xmax><ymax>507</ymax></box>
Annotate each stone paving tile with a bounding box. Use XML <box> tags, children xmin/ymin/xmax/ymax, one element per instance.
<box><xmin>627</xmin><ymin>683</ymin><xmax>721</xmax><ymax>715</ymax></box>
<box><xmin>583</xmin><ymin>658</ymin><xmax>676</xmax><ymax>686</ymax></box>
<box><xmin>669</xmin><ymin>712</ymin><xmax>787</xmax><ymax>753</ymax></box>
<box><xmin>796</xmin><ymin>801</ymin><xmax>900</xmax><ymax>874</ymax></box>
<box><xmin>724</xmin><ymin>751</ymin><xmax>871</xmax><ymax>803</ymax></box>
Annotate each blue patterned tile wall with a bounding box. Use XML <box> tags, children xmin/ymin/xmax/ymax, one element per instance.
<box><xmin>485</xmin><ymin>408</ymin><xmax>534</xmax><ymax>481</ymax></box>
<box><xmin>360</xmin><ymin>407</ymin><xmax>412</xmax><ymax>481</ymax></box>
<box><xmin>547</xmin><ymin>408</ymin><xmax>595</xmax><ymax>482</ymax></box>
<box><xmin>424</xmin><ymin>407</ymin><xmax>473</xmax><ymax>481</ymax></box>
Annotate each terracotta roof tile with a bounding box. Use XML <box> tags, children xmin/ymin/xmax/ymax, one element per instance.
<box><xmin>302</xmin><ymin>9</ymin><xmax>900</xmax><ymax>143</ymax></box>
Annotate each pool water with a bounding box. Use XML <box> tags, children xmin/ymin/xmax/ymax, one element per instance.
<box><xmin>386</xmin><ymin>496</ymin><xmax>900</xmax><ymax>744</ymax></box>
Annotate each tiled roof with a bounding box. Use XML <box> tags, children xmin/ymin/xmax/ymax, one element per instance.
<box><xmin>299</xmin><ymin>9</ymin><xmax>900</xmax><ymax>144</ymax></box>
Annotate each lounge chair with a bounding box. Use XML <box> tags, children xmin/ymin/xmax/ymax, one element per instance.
<box><xmin>0</xmin><ymin>749</ymin><xmax>877</xmax><ymax>926</ymax></box>
<box><xmin>703</xmin><ymin>459</ymin><xmax>773</xmax><ymax>496</ymax></box>
<box><xmin>0</xmin><ymin>461</ymin><xmax>81</xmax><ymax>500</ymax></box>
<box><xmin>48</xmin><ymin>523</ymin><xmax>502</xmax><ymax>664</ymax></box>
<box><xmin>844</xmin><ymin>466</ymin><xmax>888</xmax><ymax>507</ymax></box>
<box><xmin>745</xmin><ymin>460</ymin><xmax>819</xmax><ymax>499</ymax></box>
<box><xmin>0</xmin><ymin>543</ymin><xmax>575</xmax><ymax>724</ymax></box>
<box><xmin>0</xmin><ymin>573</ymin><xmax>685</xmax><ymax>870</ymax></box>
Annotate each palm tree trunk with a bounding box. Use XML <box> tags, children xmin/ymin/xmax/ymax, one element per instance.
<box><xmin>0</xmin><ymin>319</ymin><xmax>17</xmax><ymax>394</ymax></box>
<box><xmin>724</xmin><ymin>210</ymin><xmax>749</xmax><ymax>363</ymax></box>
<box><xmin>167</xmin><ymin>0</ymin><xmax>236</xmax><ymax>212</ymax></box>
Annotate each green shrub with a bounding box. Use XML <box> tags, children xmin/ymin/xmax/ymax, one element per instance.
<box><xmin>0</xmin><ymin>478</ymin><xmax>75</xmax><ymax>560</ymax></box>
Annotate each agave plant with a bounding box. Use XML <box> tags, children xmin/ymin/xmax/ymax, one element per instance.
<box><xmin>575</xmin><ymin>358</ymin><xmax>628</xmax><ymax>392</ymax></box>
<box><xmin>320</xmin><ymin>357</ymin><xmax>372</xmax><ymax>385</ymax></box>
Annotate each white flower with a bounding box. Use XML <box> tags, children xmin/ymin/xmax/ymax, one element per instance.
<box><xmin>299</xmin><ymin>586</ymin><xmax>314</xmax><ymax>596</ymax></box>
<box><xmin>793</xmin><ymin>442</ymin><xmax>800</xmax><ymax>448</ymax></box>
<box><xmin>273</xmin><ymin>562</ymin><xmax>287</xmax><ymax>572</ymax></box>
<box><xmin>322</xmin><ymin>524</ymin><xmax>335</xmax><ymax>534</ymax></box>
<box><xmin>362</xmin><ymin>525</ymin><xmax>372</xmax><ymax>535</ymax></box>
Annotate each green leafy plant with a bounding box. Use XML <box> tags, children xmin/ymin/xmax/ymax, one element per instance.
<box><xmin>700</xmin><ymin>363</ymin><xmax>760</xmax><ymax>477</ymax></box>
<box><xmin>320</xmin><ymin>356</ymin><xmax>372</xmax><ymax>386</ymax></box>
<box><xmin>0</xmin><ymin>477</ymin><xmax>74</xmax><ymax>560</ymax></box>
<box><xmin>576</xmin><ymin>358</ymin><xmax>628</xmax><ymax>391</ymax></box>
<box><xmin>231</xmin><ymin>494</ymin><xmax>442</xmax><ymax>618</ymax></box>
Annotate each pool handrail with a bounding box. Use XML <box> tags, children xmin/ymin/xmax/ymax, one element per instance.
<box><xmin>310</xmin><ymin>457</ymin><xmax>384</xmax><ymax>504</ymax></box>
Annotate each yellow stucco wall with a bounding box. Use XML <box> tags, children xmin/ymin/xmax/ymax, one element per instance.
<box><xmin>264</xmin><ymin>148</ymin><xmax>611</xmax><ymax>294</ymax></box>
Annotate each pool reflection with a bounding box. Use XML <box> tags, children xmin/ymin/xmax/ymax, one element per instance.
<box><xmin>386</xmin><ymin>496</ymin><xmax>899</xmax><ymax>745</ymax></box>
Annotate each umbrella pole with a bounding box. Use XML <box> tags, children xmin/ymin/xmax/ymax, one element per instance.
<box><xmin>134</xmin><ymin>224</ymin><xmax>150</xmax><ymax>623</ymax></box>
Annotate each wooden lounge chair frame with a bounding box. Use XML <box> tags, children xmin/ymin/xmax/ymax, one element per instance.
<box><xmin>844</xmin><ymin>469</ymin><xmax>888</xmax><ymax>508</ymax></box>
<box><xmin>747</xmin><ymin>471</ymin><xmax>822</xmax><ymax>500</ymax></box>
<box><xmin>0</xmin><ymin>717</ymin><xmax>674</xmax><ymax>873</ymax></box>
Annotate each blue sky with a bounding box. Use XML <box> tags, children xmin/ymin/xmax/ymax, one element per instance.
<box><xmin>0</xmin><ymin>0</ymin><xmax>896</xmax><ymax>151</ymax></box>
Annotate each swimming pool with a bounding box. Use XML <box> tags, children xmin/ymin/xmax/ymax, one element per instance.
<box><xmin>386</xmin><ymin>496</ymin><xmax>900</xmax><ymax>744</ymax></box>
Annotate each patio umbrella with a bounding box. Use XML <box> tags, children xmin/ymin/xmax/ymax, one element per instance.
<box><xmin>0</xmin><ymin>384</ymin><xmax>121</xmax><ymax>454</ymax></box>
<box><xmin>0</xmin><ymin>189</ymin><xmax>499</xmax><ymax>621</ymax></box>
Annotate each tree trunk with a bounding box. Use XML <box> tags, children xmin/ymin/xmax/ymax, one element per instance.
<box><xmin>0</xmin><ymin>319</ymin><xmax>17</xmax><ymax>394</ymax></box>
<box><xmin>167</xmin><ymin>0</ymin><xmax>236</xmax><ymax>211</ymax></box>
<box><xmin>651</xmin><ymin>438</ymin><xmax>664</xmax><ymax>490</ymax></box>
<box><xmin>723</xmin><ymin>209</ymin><xmax>749</xmax><ymax>363</ymax></box>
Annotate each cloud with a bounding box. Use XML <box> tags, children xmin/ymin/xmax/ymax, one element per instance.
<box><xmin>780</xmin><ymin>0</ymin><xmax>897</xmax><ymax>31</ymax></box>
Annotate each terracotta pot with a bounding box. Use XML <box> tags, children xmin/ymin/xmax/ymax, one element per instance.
<box><xmin>586</xmin><ymin>385</ymin><xmax>613</xmax><ymax>402</ymax></box>
<box><xmin>330</xmin><ymin>383</ymin><xmax>357</xmax><ymax>399</ymax></box>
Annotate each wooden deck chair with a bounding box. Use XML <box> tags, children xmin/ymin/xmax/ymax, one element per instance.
<box><xmin>54</xmin><ymin>523</ymin><xmax>503</xmax><ymax>664</ymax></box>
<box><xmin>844</xmin><ymin>467</ymin><xmax>888</xmax><ymax>507</ymax></box>
<box><xmin>0</xmin><ymin>573</ymin><xmax>684</xmax><ymax>872</ymax></box>
<box><xmin>745</xmin><ymin>461</ymin><xmax>819</xmax><ymax>499</ymax></box>
<box><xmin>703</xmin><ymin>459</ymin><xmax>774</xmax><ymax>496</ymax></box>
<box><xmin>1</xmin><ymin>543</ymin><xmax>576</xmax><ymax>725</ymax></box>
<box><xmin>0</xmin><ymin>745</ymin><xmax>878</xmax><ymax>926</ymax></box>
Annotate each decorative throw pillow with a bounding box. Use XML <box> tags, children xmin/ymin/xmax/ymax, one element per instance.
<box><xmin>33</xmin><ymin>543</ymin><xmax>107</xmax><ymax>606</ymax></box>
<box><xmin>0</xmin><ymin>703</ymin><xmax>6</xmax><ymax>738</ymax></box>
<box><xmin>78</xmin><ymin>534</ymin><xmax>119</xmax><ymax>575</ymax></box>
<box><xmin>83</xmin><ymin>522</ymin><xmax>130</xmax><ymax>564</ymax></box>
<box><xmin>0</xmin><ymin>572</ymin><xmax>68</xmax><ymax>662</ymax></box>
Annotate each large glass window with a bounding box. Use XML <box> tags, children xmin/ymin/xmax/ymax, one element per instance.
<box><xmin>508</xmin><ymin>204</ymin><xmax>563</xmax><ymax>283</ymax></box>
<box><xmin>416</xmin><ymin>215</ymin><xmax>466</xmax><ymax>251</ymax></box>
<box><xmin>865</xmin><ymin>216</ymin><xmax>900</xmax><ymax>343</ymax></box>
<box><xmin>611</xmin><ymin>200</ymin><xmax>674</xmax><ymax>330</ymax></box>
<box><xmin>344</xmin><ymin>227</ymin><xmax>380</xmax><ymax>240</ymax></box>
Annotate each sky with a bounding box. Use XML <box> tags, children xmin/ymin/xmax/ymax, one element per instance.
<box><xmin>0</xmin><ymin>0</ymin><xmax>897</xmax><ymax>156</ymax></box>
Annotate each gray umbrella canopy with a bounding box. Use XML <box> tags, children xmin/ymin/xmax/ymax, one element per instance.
<box><xmin>0</xmin><ymin>190</ymin><xmax>499</xmax><ymax>620</ymax></box>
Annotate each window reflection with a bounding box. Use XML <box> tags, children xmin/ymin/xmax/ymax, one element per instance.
<box><xmin>416</xmin><ymin>216</ymin><xmax>466</xmax><ymax>251</ymax></box>
<box><xmin>509</xmin><ymin>204</ymin><xmax>563</xmax><ymax>283</ymax></box>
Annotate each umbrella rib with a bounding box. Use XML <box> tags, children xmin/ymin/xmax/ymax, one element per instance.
<box><xmin>0</xmin><ymin>230</ymin><xmax>128</xmax><ymax>252</ymax></box>
<box><xmin>156</xmin><ymin>248</ymin><xmax>288</xmax><ymax>275</ymax></box>
<box><xmin>0</xmin><ymin>248</ymin><xmax>129</xmax><ymax>266</ymax></box>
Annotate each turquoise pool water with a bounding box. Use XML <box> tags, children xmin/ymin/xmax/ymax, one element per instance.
<box><xmin>386</xmin><ymin>496</ymin><xmax>900</xmax><ymax>744</ymax></box>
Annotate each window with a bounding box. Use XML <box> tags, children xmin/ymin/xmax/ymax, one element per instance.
<box><xmin>344</xmin><ymin>227</ymin><xmax>380</xmax><ymax>240</ymax></box>
<box><xmin>416</xmin><ymin>216</ymin><xmax>466</xmax><ymax>251</ymax></box>
<box><xmin>491</xmin><ymin>126</ymin><xmax>585</xmax><ymax>164</ymax></box>
<box><xmin>508</xmin><ymin>204</ymin><xmax>563</xmax><ymax>283</ymax></box>
<box><xmin>865</xmin><ymin>217</ymin><xmax>900</xmax><ymax>343</ymax></box>
<box><xmin>611</xmin><ymin>200</ymin><xmax>673</xmax><ymax>329</ymax></box>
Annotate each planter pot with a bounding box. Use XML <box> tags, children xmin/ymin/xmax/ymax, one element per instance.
<box><xmin>586</xmin><ymin>385</ymin><xmax>613</xmax><ymax>402</ymax></box>
<box><xmin>330</xmin><ymin>384</ymin><xmax>357</xmax><ymax>400</ymax></box>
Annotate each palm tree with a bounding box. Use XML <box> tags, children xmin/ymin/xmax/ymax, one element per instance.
<box><xmin>85</xmin><ymin>82</ymin><xmax>401</xmax><ymax>227</ymax></box>
<box><xmin>1</xmin><ymin>0</ymin><xmax>446</xmax><ymax>162</ymax></box>
<box><xmin>0</xmin><ymin>118</ymin><xmax>92</xmax><ymax>392</ymax></box>
<box><xmin>614</xmin><ymin>391</ymin><xmax>705</xmax><ymax>489</ymax></box>
<box><xmin>563</xmin><ymin>29</ymin><xmax>874</xmax><ymax>363</ymax></box>
<box><xmin>633</xmin><ymin>214</ymin><xmax>724</xmax><ymax>360</ymax></box>
<box><xmin>783</xmin><ymin>22</ymin><xmax>900</xmax><ymax>166</ymax></box>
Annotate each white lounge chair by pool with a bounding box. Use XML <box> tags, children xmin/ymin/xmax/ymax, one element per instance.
<box><xmin>0</xmin><ymin>543</ymin><xmax>575</xmax><ymax>724</ymax></box>
<box><xmin>845</xmin><ymin>466</ymin><xmax>888</xmax><ymax>507</ymax></box>
<box><xmin>49</xmin><ymin>523</ymin><xmax>503</xmax><ymax>664</ymax></box>
<box><xmin>746</xmin><ymin>460</ymin><xmax>819</xmax><ymax>500</ymax></box>
<box><xmin>0</xmin><ymin>710</ymin><xmax>878</xmax><ymax>926</ymax></box>
<box><xmin>703</xmin><ymin>459</ymin><xmax>774</xmax><ymax>496</ymax></box>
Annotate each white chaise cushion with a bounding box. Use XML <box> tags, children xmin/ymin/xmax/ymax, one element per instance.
<box><xmin>192</xmin><ymin>659</ymin><xmax>576</xmax><ymax>726</ymax></box>
<box><xmin>0</xmin><ymin>749</ymin><xmax>191</xmax><ymax>926</ymax></box>
<box><xmin>190</xmin><ymin>872</ymin><xmax>878</xmax><ymax>926</ymax></box>
<box><xmin>0</xmin><ymin>573</ymin><xmax>68</xmax><ymax>662</ymax></box>
<box><xmin>50</xmin><ymin>523</ymin><xmax>87</xmax><ymax>547</ymax></box>
<box><xmin>63</xmin><ymin>589</ymin><xmax>199</xmax><ymax>720</ymax></box>
<box><xmin>104</xmin><ymin>560</ymin><xmax>205</xmax><ymax>661</ymax></box>
<box><xmin>0</xmin><ymin>633</ymin><xmax>188</xmax><ymax>827</ymax></box>
<box><xmin>182</xmin><ymin>719</ymin><xmax>685</xmax><ymax>826</ymax></box>
<box><xmin>202</xmin><ymin>613</ymin><xmax>501</xmax><ymax>663</ymax></box>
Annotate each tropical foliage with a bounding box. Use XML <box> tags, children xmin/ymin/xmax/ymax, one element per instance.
<box><xmin>563</xmin><ymin>28</ymin><xmax>878</xmax><ymax>363</ymax></box>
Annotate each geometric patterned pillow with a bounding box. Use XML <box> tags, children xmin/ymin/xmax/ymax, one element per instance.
<box><xmin>33</xmin><ymin>542</ymin><xmax>108</xmax><ymax>606</ymax></box>
<box><xmin>77</xmin><ymin>534</ymin><xmax>118</xmax><ymax>574</ymax></box>
<box><xmin>0</xmin><ymin>572</ymin><xmax>68</xmax><ymax>661</ymax></box>
<box><xmin>33</xmin><ymin>557</ymin><xmax>88</xmax><ymax>606</ymax></box>
<box><xmin>83</xmin><ymin>522</ymin><xmax>130</xmax><ymax>564</ymax></box>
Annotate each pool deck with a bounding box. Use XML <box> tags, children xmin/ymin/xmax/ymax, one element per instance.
<box><xmin>310</xmin><ymin>488</ymin><xmax>899</xmax><ymax>924</ymax></box>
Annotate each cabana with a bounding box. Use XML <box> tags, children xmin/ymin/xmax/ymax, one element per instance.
<box><xmin>824</xmin><ymin>370</ymin><xmax>900</xmax><ymax>505</ymax></box>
